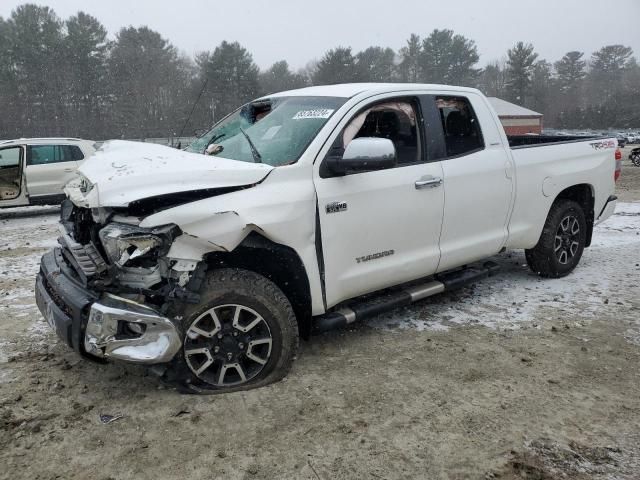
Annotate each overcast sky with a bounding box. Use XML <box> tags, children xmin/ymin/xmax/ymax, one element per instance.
<box><xmin>2</xmin><ymin>0</ymin><xmax>639</xmax><ymax>69</ymax></box>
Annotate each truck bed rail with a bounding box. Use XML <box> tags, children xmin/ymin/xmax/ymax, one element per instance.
<box><xmin>508</xmin><ymin>135</ymin><xmax>603</xmax><ymax>149</ymax></box>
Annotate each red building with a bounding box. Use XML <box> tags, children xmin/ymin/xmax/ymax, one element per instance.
<box><xmin>487</xmin><ymin>97</ymin><xmax>543</xmax><ymax>136</ymax></box>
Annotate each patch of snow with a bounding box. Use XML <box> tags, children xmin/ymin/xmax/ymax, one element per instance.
<box><xmin>0</xmin><ymin>208</ymin><xmax>60</xmax><ymax>250</ymax></box>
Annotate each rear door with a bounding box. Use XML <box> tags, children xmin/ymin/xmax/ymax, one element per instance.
<box><xmin>25</xmin><ymin>144</ymin><xmax>84</xmax><ymax>198</ymax></box>
<box><xmin>428</xmin><ymin>93</ymin><xmax>515</xmax><ymax>272</ymax></box>
<box><xmin>0</xmin><ymin>145</ymin><xmax>28</xmax><ymax>207</ymax></box>
<box><xmin>313</xmin><ymin>94</ymin><xmax>445</xmax><ymax>308</ymax></box>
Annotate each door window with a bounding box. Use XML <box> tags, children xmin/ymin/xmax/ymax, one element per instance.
<box><xmin>435</xmin><ymin>96</ymin><xmax>484</xmax><ymax>157</ymax></box>
<box><xmin>0</xmin><ymin>147</ymin><xmax>21</xmax><ymax>168</ymax></box>
<box><xmin>341</xmin><ymin>100</ymin><xmax>422</xmax><ymax>166</ymax></box>
<box><xmin>28</xmin><ymin>145</ymin><xmax>84</xmax><ymax>165</ymax></box>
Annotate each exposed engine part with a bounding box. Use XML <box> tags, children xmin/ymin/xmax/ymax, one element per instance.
<box><xmin>115</xmin><ymin>266</ymin><xmax>163</xmax><ymax>290</ymax></box>
<box><xmin>99</xmin><ymin>222</ymin><xmax>177</xmax><ymax>268</ymax></box>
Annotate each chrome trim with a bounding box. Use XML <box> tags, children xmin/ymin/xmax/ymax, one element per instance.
<box><xmin>84</xmin><ymin>294</ymin><xmax>181</xmax><ymax>364</ymax></box>
<box><xmin>406</xmin><ymin>281</ymin><xmax>445</xmax><ymax>302</ymax></box>
<box><xmin>415</xmin><ymin>177</ymin><xmax>443</xmax><ymax>189</ymax></box>
<box><xmin>337</xmin><ymin>307</ymin><xmax>357</xmax><ymax>324</ymax></box>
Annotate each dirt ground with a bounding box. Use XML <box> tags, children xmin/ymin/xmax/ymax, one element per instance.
<box><xmin>1</xmin><ymin>148</ymin><xmax>639</xmax><ymax>480</ymax></box>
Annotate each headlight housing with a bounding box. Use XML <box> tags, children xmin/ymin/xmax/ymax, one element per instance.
<box><xmin>99</xmin><ymin>223</ymin><xmax>178</xmax><ymax>268</ymax></box>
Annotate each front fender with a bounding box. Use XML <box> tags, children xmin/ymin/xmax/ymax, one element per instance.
<box><xmin>165</xmin><ymin>211</ymin><xmax>265</xmax><ymax>259</ymax></box>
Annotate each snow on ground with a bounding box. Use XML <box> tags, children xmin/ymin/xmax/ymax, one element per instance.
<box><xmin>0</xmin><ymin>208</ymin><xmax>58</xmax><ymax>317</ymax></box>
<box><xmin>0</xmin><ymin>205</ymin><xmax>60</xmax><ymax>250</ymax></box>
<box><xmin>0</xmin><ymin>206</ymin><xmax>61</xmax><ymax>370</ymax></box>
<box><xmin>370</xmin><ymin>202</ymin><xmax>640</xmax><ymax>337</ymax></box>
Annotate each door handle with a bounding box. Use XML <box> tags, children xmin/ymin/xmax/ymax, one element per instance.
<box><xmin>64</xmin><ymin>168</ymin><xmax>74</xmax><ymax>172</ymax></box>
<box><xmin>415</xmin><ymin>177</ymin><xmax>443</xmax><ymax>189</ymax></box>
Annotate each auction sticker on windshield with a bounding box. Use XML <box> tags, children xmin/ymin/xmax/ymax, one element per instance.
<box><xmin>293</xmin><ymin>109</ymin><xmax>334</xmax><ymax>120</ymax></box>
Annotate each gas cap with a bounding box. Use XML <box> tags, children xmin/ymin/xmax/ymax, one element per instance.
<box><xmin>542</xmin><ymin>177</ymin><xmax>556</xmax><ymax>197</ymax></box>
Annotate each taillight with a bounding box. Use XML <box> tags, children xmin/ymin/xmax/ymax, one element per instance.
<box><xmin>614</xmin><ymin>148</ymin><xmax>622</xmax><ymax>182</ymax></box>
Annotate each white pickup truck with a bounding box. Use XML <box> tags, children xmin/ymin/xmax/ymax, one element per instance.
<box><xmin>35</xmin><ymin>84</ymin><xmax>620</xmax><ymax>393</ymax></box>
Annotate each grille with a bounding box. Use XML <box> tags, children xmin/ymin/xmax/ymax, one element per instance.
<box><xmin>58</xmin><ymin>227</ymin><xmax>108</xmax><ymax>277</ymax></box>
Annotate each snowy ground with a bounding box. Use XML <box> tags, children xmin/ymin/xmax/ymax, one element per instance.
<box><xmin>0</xmin><ymin>206</ymin><xmax>59</xmax><ymax>365</ymax></box>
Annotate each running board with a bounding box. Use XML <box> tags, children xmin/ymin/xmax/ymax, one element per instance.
<box><xmin>312</xmin><ymin>261</ymin><xmax>500</xmax><ymax>335</ymax></box>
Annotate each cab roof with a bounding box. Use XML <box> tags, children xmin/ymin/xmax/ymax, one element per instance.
<box><xmin>264</xmin><ymin>82</ymin><xmax>480</xmax><ymax>99</ymax></box>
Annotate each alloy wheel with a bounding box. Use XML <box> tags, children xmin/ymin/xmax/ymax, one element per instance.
<box><xmin>184</xmin><ymin>304</ymin><xmax>273</xmax><ymax>387</ymax></box>
<box><xmin>554</xmin><ymin>215</ymin><xmax>581</xmax><ymax>265</ymax></box>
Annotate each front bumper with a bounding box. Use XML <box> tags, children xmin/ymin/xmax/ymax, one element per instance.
<box><xmin>36</xmin><ymin>249</ymin><xmax>181</xmax><ymax>364</ymax></box>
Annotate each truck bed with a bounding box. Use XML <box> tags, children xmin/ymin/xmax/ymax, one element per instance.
<box><xmin>507</xmin><ymin>135</ymin><xmax>603</xmax><ymax>149</ymax></box>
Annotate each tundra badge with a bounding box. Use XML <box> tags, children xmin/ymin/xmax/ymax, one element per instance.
<box><xmin>356</xmin><ymin>250</ymin><xmax>395</xmax><ymax>263</ymax></box>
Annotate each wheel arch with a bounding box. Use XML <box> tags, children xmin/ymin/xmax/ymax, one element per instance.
<box><xmin>203</xmin><ymin>232</ymin><xmax>313</xmax><ymax>339</ymax></box>
<box><xmin>553</xmin><ymin>183</ymin><xmax>595</xmax><ymax>247</ymax></box>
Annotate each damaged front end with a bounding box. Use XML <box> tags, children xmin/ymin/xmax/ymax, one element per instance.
<box><xmin>36</xmin><ymin>200</ymin><xmax>206</xmax><ymax>364</ymax></box>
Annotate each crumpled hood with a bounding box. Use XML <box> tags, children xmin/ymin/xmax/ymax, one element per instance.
<box><xmin>66</xmin><ymin>140</ymin><xmax>273</xmax><ymax>208</ymax></box>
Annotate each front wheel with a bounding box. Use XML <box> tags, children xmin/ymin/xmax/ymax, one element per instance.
<box><xmin>525</xmin><ymin>199</ymin><xmax>587</xmax><ymax>278</ymax></box>
<box><xmin>166</xmin><ymin>269</ymin><xmax>299</xmax><ymax>393</ymax></box>
<box><xmin>631</xmin><ymin>152</ymin><xmax>640</xmax><ymax>167</ymax></box>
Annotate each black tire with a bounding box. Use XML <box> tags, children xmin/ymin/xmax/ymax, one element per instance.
<box><xmin>525</xmin><ymin>199</ymin><xmax>587</xmax><ymax>278</ymax></box>
<box><xmin>166</xmin><ymin>268</ymin><xmax>298</xmax><ymax>393</ymax></box>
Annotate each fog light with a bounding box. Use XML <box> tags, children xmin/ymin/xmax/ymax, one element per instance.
<box><xmin>126</xmin><ymin>322</ymin><xmax>146</xmax><ymax>335</ymax></box>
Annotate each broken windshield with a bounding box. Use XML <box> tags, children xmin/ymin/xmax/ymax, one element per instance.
<box><xmin>185</xmin><ymin>96</ymin><xmax>346</xmax><ymax>166</ymax></box>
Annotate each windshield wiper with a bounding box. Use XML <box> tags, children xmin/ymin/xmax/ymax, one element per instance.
<box><xmin>239</xmin><ymin>128</ymin><xmax>262</xmax><ymax>164</ymax></box>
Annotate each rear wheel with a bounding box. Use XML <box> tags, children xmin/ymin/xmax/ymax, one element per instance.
<box><xmin>167</xmin><ymin>268</ymin><xmax>298</xmax><ymax>393</ymax></box>
<box><xmin>525</xmin><ymin>199</ymin><xmax>587</xmax><ymax>278</ymax></box>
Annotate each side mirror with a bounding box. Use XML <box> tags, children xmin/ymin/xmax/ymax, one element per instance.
<box><xmin>205</xmin><ymin>143</ymin><xmax>223</xmax><ymax>156</ymax></box>
<box><xmin>328</xmin><ymin>137</ymin><xmax>397</xmax><ymax>175</ymax></box>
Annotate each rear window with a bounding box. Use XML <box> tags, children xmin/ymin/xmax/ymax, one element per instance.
<box><xmin>28</xmin><ymin>145</ymin><xmax>84</xmax><ymax>165</ymax></box>
<box><xmin>435</xmin><ymin>96</ymin><xmax>484</xmax><ymax>158</ymax></box>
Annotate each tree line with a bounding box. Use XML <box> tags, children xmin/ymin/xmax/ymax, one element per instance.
<box><xmin>1</xmin><ymin>4</ymin><xmax>638</xmax><ymax>141</ymax></box>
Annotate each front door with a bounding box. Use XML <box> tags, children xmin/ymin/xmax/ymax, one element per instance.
<box><xmin>314</xmin><ymin>96</ymin><xmax>445</xmax><ymax>308</ymax></box>
<box><xmin>0</xmin><ymin>146</ymin><xmax>28</xmax><ymax>207</ymax></box>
